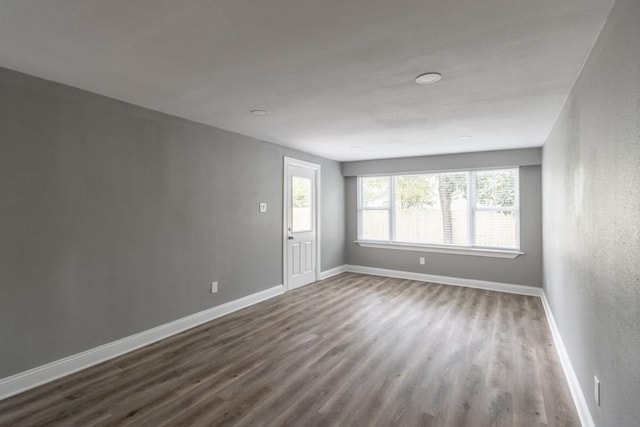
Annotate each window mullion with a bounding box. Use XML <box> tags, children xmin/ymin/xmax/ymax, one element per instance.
<box><xmin>357</xmin><ymin>178</ymin><xmax>362</xmax><ymax>240</ymax></box>
<box><xmin>389</xmin><ymin>176</ymin><xmax>395</xmax><ymax>242</ymax></box>
<box><xmin>469</xmin><ymin>171</ymin><xmax>477</xmax><ymax>247</ymax></box>
<box><xmin>514</xmin><ymin>167</ymin><xmax>521</xmax><ymax>250</ymax></box>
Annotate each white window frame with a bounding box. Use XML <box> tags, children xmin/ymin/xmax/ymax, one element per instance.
<box><xmin>356</xmin><ymin>167</ymin><xmax>523</xmax><ymax>259</ymax></box>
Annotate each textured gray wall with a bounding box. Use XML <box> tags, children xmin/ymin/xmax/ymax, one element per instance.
<box><xmin>0</xmin><ymin>67</ymin><xmax>345</xmax><ymax>378</ymax></box>
<box><xmin>344</xmin><ymin>158</ymin><xmax>543</xmax><ymax>288</ymax></box>
<box><xmin>542</xmin><ymin>0</ymin><xmax>640</xmax><ymax>425</ymax></box>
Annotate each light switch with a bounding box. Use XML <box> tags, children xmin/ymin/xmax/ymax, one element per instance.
<box><xmin>259</xmin><ymin>202</ymin><xmax>267</xmax><ymax>213</ymax></box>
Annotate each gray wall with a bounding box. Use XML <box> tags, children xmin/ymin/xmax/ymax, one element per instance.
<box><xmin>343</xmin><ymin>150</ymin><xmax>543</xmax><ymax>287</ymax></box>
<box><xmin>542</xmin><ymin>0</ymin><xmax>640</xmax><ymax>425</ymax></box>
<box><xmin>0</xmin><ymin>67</ymin><xmax>345</xmax><ymax>378</ymax></box>
<box><xmin>342</xmin><ymin>148</ymin><xmax>542</xmax><ymax>176</ymax></box>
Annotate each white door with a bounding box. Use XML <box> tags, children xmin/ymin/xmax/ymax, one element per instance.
<box><xmin>284</xmin><ymin>158</ymin><xmax>320</xmax><ymax>290</ymax></box>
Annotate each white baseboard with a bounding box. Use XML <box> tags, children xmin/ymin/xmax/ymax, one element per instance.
<box><xmin>0</xmin><ymin>284</ymin><xmax>284</xmax><ymax>401</ymax></box>
<box><xmin>318</xmin><ymin>265</ymin><xmax>348</xmax><ymax>280</ymax></box>
<box><xmin>345</xmin><ymin>265</ymin><xmax>543</xmax><ymax>297</ymax></box>
<box><xmin>540</xmin><ymin>293</ymin><xmax>594</xmax><ymax>427</ymax></box>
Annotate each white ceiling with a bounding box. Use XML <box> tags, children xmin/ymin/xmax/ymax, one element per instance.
<box><xmin>0</xmin><ymin>0</ymin><xmax>613</xmax><ymax>161</ymax></box>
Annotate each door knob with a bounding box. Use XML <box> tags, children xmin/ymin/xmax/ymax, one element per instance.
<box><xmin>288</xmin><ymin>236</ymin><xmax>294</xmax><ymax>240</ymax></box>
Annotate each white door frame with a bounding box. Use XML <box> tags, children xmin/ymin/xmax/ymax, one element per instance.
<box><xmin>283</xmin><ymin>156</ymin><xmax>321</xmax><ymax>291</ymax></box>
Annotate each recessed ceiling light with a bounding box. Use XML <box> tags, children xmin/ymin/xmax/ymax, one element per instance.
<box><xmin>250</xmin><ymin>109</ymin><xmax>267</xmax><ymax>116</ymax></box>
<box><xmin>350</xmin><ymin>145</ymin><xmax>362</xmax><ymax>149</ymax></box>
<box><xmin>415</xmin><ymin>72</ymin><xmax>442</xmax><ymax>85</ymax></box>
<box><xmin>459</xmin><ymin>135</ymin><xmax>473</xmax><ymax>140</ymax></box>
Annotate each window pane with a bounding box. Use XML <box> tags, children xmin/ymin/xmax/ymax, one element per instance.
<box><xmin>361</xmin><ymin>176</ymin><xmax>390</xmax><ymax>208</ymax></box>
<box><xmin>292</xmin><ymin>176</ymin><xmax>312</xmax><ymax>232</ymax></box>
<box><xmin>475</xmin><ymin>210</ymin><xmax>517</xmax><ymax>248</ymax></box>
<box><xmin>476</xmin><ymin>169</ymin><xmax>516</xmax><ymax>208</ymax></box>
<box><xmin>394</xmin><ymin>173</ymin><xmax>469</xmax><ymax>245</ymax></box>
<box><xmin>361</xmin><ymin>210</ymin><xmax>389</xmax><ymax>241</ymax></box>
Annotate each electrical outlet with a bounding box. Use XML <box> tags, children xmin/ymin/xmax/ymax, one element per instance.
<box><xmin>211</xmin><ymin>281</ymin><xmax>218</xmax><ymax>294</ymax></box>
<box><xmin>419</xmin><ymin>257</ymin><xmax>425</xmax><ymax>265</ymax></box>
<box><xmin>594</xmin><ymin>376</ymin><xmax>600</xmax><ymax>406</ymax></box>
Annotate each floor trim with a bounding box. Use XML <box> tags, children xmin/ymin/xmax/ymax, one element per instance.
<box><xmin>318</xmin><ymin>265</ymin><xmax>348</xmax><ymax>280</ymax></box>
<box><xmin>0</xmin><ymin>284</ymin><xmax>285</xmax><ymax>401</ymax></box>
<box><xmin>540</xmin><ymin>292</ymin><xmax>594</xmax><ymax>427</ymax></box>
<box><xmin>345</xmin><ymin>264</ymin><xmax>543</xmax><ymax>297</ymax></box>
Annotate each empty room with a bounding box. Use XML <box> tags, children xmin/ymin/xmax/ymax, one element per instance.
<box><xmin>0</xmin><ymin>0</ymin><xmax>638</xmax><ymax>426</ymax></box>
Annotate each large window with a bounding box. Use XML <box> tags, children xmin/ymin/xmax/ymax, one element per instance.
<box><xmin>357</xmin><ymin>168</ymin><xmax>519</xmax><ymax>251</ymax></box>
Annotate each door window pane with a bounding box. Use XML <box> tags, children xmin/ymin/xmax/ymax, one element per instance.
<box><xmin>292</xmin><ymin>176</ymin><xmax>312</xmax><ymax>232</ymax></box>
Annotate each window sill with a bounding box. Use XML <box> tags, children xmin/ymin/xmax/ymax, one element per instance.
<box><xmin>355</xmin><ymin>241</ymin><xmax>523</xmax><ymax>259</ymax></box>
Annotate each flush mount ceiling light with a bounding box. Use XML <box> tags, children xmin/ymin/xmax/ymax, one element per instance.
<box><xmin>415</xmin><ymin>72</ymin><xmax>442</xmax><ymax>85</ymax></box>
<box><xmin>459</xmin><ymin>135</ymin><xmax>473</xmax><ymax>140</ymax></box>
<box><xmin>250</xmin><ymin>109</ymin><xmax>267</xmax><ymax>116</ymax></box>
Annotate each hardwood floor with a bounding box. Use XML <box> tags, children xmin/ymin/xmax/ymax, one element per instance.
<box><xmin>0</xmin><ymin>273</ymin><xmax>579</xmax><ymax>426</ymax></box>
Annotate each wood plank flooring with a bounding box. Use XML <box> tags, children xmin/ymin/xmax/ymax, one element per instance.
<box><xmin>0</xmin><ymin>273</ymin><xmax>579</xmax><ymax>426</ymax></box>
